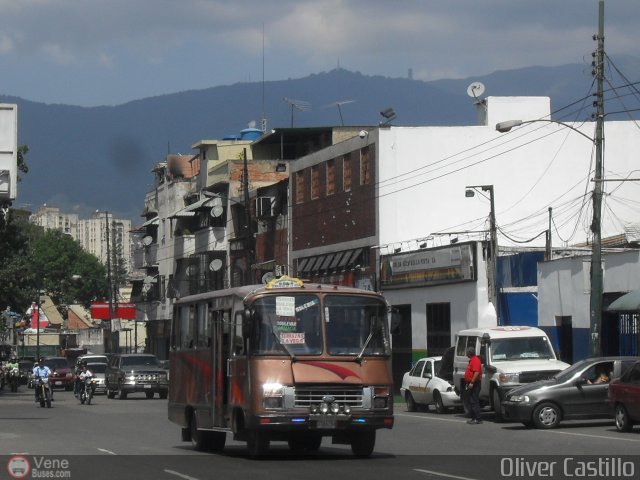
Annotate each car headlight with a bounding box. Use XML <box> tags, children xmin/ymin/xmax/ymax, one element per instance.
<box><xmin>498</xmin><ymin>372</ymin><xmax>520</xmax><ymax>384</ymax></box>
<box><xmin>508</xmin><ymin>395</ymin><xmax>530</xmax><ymax>403</ymax></box>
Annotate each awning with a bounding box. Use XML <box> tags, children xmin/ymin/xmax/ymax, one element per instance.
<box><xmin>297</xmin><ymin>248</ymin><xmax>364</xmax><ymax>274</ymax></box>
<box><xmin>169</xmin><ymin>208</ymin><xmax>196</xmax><ymax>219</ymax></box>
<box><xmin>183</xmin><ymin>197</ymin><xmax>214</xmax><ymax>212</ymax></box>
<box><xmin>142</xmin><ymin>216</ymin><xmax>159</xmax><ymax>227</ymax></box>
<box><xmin>606</xmin><ymin>290</ymin><xmax>640</xmax><ymax>311</ymax></box>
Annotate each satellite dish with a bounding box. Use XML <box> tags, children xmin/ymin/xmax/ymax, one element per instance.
<box><xmin>185</xmin><ymin>265</ymin><xmax>197</xmax><ymax>276</ymax></box>
<box><xmin>210</xmin><ymin>197</ymin><xmax>223</xmax><ymax>217</ymax></box>
<box><xmin>262</xmin><ymin>272</ymin><xmax>275</xmax><ymax>284</ymax></box>
<box><xmin>143</xmin><ymin>275</ymin><xmax>157</xmax><ymax>285</ymax></box>
<box><xmin>209</xmin><ymin>259</ymin><xmax>223</xmax><ymax>272</ymax></box>
<box><xmin>142</xmin><ymin>236</ymin><xmax>153</xmax><ymax>246</ymax></box>
<box><xmin>466</xmin><ymin>82</ymin><xmax>486</xmax><ymax>99</ymax></box>
<box><xmin>248</xmin><ymin>120</ymin><xmax>257</xmax><ymax>128</ymax></box>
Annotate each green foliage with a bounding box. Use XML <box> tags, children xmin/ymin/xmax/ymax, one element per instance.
<box><xmin>0</xmin><ymin>213</ymin><xmax>109</xmax><ymax>313</ymax></box>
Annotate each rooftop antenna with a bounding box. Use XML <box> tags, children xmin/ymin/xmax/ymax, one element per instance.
<box><xmin>466</xmin><ymin>81</ymin><xmax>487</xmax><ymax>125</ymax></box>
<box><xmin>325</xmin><ymin>100</ymin><xmax>355</xmax><ymax>126</ymax></box>
<box><xmin>283</xmin><ymin>97</ymin><xmax>311</xmax><ymax>127</ymax></box>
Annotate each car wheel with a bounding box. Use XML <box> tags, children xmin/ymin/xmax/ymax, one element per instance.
<box><xmin>491</xmin><ymin>387</ymin><xmax>504</xmax><ymax>422</ymax></box>
<box><xmin>615</xmin><ymin>404</ymin><xmax>633</xmax><ymax>432</ymax></box>
<box><xmin>145</xmin><ymin>391</ymin><xmax>154</xmax><ymax>399</ymax></box>
<box><xmin>532</xmin><ymin>402</ymin><xmax>561</xmax><ymax>429</ymax></box>
<box><xmin>350</xmin><ymin>430</ymin><xmax>376</xmax><ymax>458</ymax></box>
<box><xmin>433</xmin><ymin>391</ymin><xmax>446</xmax><ymax>414</ymax></box>
<box><xmin>107</xmin><ymin>388</ymin><xmax>115</xmax><ymax>399</ymax></box>
<box><xmin>118</xmin><ymin>383</ymin><xmax>127</xmax><ymax>400</ymax></box>
<box><xmin>405</xmin><ymin>392</ymin><xmax>417</xmax><ymax>412</ymax></box>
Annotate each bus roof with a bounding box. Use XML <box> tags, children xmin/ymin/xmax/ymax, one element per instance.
<box><xmin>173</xmin><ymin>282</ymin><xmax>384</xmax><ymax>306</ymax></box>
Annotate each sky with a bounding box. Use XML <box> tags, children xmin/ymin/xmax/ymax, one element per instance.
<box><xmin>1</xmin><ymin>0</ymin><xmax>639</xmax><ymax>107</ymax></box>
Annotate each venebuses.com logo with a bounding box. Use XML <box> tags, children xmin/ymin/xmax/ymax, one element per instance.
<box><xmin>7</xmin><ymin>456</ymin><xmax>30</xmax><ymax>479</ymax></box>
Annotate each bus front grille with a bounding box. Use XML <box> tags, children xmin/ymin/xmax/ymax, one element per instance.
<box><xmin>294</xmin><ymin>388</ymin><xmax>363</xmax><ymax>408</ymax></box>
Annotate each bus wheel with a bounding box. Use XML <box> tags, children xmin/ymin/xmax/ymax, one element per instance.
<box><xmin>350</xmin><ymin>430</ymin><xmax>376</xmax><ymax>458</ymax></box>
<box><xmin>247</xmin><ymin>430</ymin><xmax>269</xmax><ymax>457</ymax></box>
<box><xmin>190</xmin><ymin>412</ymin><xmax>210</xmax><ymax>451</ymax></box>
<box><xmin>209</xmin><ymin>431</ymin><xmax>226</xmax><ymax>453</ymax></box>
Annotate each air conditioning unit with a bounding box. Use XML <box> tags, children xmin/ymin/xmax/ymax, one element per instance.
<box><xmin>255</xmin><ymin>196</ymin><xmax>275</xmax><ymax>218</ymax></box>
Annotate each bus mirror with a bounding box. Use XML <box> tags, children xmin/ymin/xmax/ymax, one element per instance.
<box><xmin>481</xmin><ymin>333</ymin><xmax>491</xmax><ymax>346</ymax></box>
<box><xmin>242</xmin><ymin>309</ymin><xmax>252</xmax><ymax>338</ymax></box>
<box><xmin>390</xmin><ymin>312</ymin><xmax>401</xmax><ymax>335</ymax></box>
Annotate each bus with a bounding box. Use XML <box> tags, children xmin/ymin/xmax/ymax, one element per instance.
<box><xmin>168</xmin><ymin>276</ymin><xmax>394</xmax><ymax>457</ymax></box>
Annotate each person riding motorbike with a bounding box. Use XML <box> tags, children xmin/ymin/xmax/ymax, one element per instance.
<box><xmin>6</xmin><ymin>357</ymin><xmax>19</xmax><ymax>391</ymax></box>
<box><xmin>78</xmin><ymin>363</ymin><xmax>94</xmax><ymax>400</ymax></box>
<box><xmin>32</xmin><ymin>358</ymin><xmax>53</xmax><ymax>402</ymax></box>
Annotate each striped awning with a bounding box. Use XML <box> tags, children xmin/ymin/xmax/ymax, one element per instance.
<box><xmin>297</xmin><ymin>248</ymin><xmax>364</xmax><ymax>274</ymax></box>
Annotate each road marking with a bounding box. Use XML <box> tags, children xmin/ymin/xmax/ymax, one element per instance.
<box><xmin>414</xmin><ymin>468</ymin><xmax>481</xmax><ymax>480</ymax></box>
<box><xmin>547</xmin><ymin>430</ymin><xmax>640</xmax><ymax>443</ymax></box>
<box><xmin>396</xmin><ymin>412</ymin><xmax>466</xmax><ymax>424</ymax></box>
<box><xmin>97</xmin><ymin>448</ymin><xmax>117</xmax><ymax>455</ymax></box>
<box><xmin>165</xmin><ymin>469</ymin><xmax>200</xmax><ymax>480</ymax></box>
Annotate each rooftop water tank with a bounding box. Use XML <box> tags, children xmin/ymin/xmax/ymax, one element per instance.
<box><xmin>240</xmin><ymin>128</ymin><xmax>262</xmax><ymax>141</ymax></box>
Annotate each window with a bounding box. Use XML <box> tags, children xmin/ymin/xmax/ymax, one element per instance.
<box><xmin>360</xmin><ymin>145</ymin><xmax>373</xmax><ymax>185</ymax></box>
<box><xmin>410</xmin><ymin>360</ymin><xmax>425</xmax><ymax>377</ymax></box>
<box><xmin>343</xmin><ymin>153</ymin><xmax>352</xmax><ymax>191</ymax></box>
<box><xmin>295</xmin><ymin>171</ymin><xmax>304</xmax><ymax>204</ymax></box>
<box><xmin>326</xmin><ymin>159</ymin><xmax>335</xmax><ymax>195</ymax></box>
<box><xmin>311</xmin><ymin>165</ymin><xmax>320</xmax><ymax>199</ymax></box>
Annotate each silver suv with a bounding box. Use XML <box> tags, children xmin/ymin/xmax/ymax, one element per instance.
<box><xmin>105</xmin><ymin>353</ymin><xmax>168</xmax><ymax>399</ymax></box>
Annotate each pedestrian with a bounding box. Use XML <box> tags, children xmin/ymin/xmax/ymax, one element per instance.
<box><xmin>465</xmin><ymin>346</ymin><xmax>483</xmax><ymax>424</ymax></box>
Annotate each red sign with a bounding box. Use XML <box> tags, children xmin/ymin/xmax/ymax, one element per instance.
<box><xmin>90</xmin><ymin>302</ymin><xmax>136</xmax><ymax>320</ymax></box>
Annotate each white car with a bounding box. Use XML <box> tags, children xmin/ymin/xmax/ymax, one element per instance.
<box><xmin>400</xmin><ymin>354</ymin><xmax>461</xmax><ymax>413</ymax></box>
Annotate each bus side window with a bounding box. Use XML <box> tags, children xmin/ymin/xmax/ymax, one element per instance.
<box><xmin>233</xmin><ymin>311</ymin><xmax>245</xmax><ymax>355</ymax></box>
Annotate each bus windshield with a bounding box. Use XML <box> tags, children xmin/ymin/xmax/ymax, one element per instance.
<box><xmin>252</xmin><ymin>294</ymin><xmax>323</xmax><ymax>356</ymax></box>
<box><xmin>325</xmin><ymin>295</ymin><xmax>391</xmax><ymax>356</ymax></box>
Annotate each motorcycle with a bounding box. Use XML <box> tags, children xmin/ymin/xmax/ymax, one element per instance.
<box><xmin>34</xmin><ymin>376</ymin><xmax>52</xmax><ymax>408</ymax></box>
<box><xmin>8</xmin><ymin>367</ymin><xmax>20</xmax><ymax>392</ymax></box>
<box><xmin>79</xmin><ymin>377</ymin><xmax>96</xmax><ymax>405</ymax></box>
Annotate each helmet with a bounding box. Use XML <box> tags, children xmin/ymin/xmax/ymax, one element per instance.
<box><xmin>38</xmin><ymin>357</ymin><xmax>45</xmax><ymax>363</ymax></box>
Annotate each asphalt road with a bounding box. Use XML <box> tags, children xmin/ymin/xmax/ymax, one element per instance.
<box><xmin>1</xmin><ymin>388</ymin><xmax>639</xmax><ymax>480</ymax></box>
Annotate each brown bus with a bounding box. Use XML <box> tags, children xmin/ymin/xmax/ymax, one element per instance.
<box><xmin>168</xmin><ymin>276</ymin><xmax>394</xmax><ymax>457</ymax></box>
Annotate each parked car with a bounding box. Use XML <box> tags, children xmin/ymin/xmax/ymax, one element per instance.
<box><xmin>43</xmin><ymin>357</ymin><xmax>74</xmax><ymax>390</ymax></box>
<box><xmin>105</xmin><ymin>353</ymin><xmax>168</xmax><ymax>399</ymax></box>
<box><xmin>400</xmin><ymin>347</ymin><xmax>461</xmax><ymax>413</ymax></box>
<box><xmin>502</xmin><ymin>356</ymin><xmax>638</xmax><ymax>429</ymax></box>
<box><xmin>608</xmin><ymin>359</ymin><xmax>640</xmax><ymax>432</ymax></box>
<box><xmin>86</xmin><ymin>362</ymin><xmax>108</xmax><ymax>395</ymax></box>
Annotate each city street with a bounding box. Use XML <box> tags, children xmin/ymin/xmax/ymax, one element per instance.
<box><xmin>1</xmin><ymin>388</ymin><xmax>639</xmax><ymax>480</ymax></box>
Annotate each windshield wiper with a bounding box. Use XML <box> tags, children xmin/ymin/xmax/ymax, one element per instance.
<box><xmin>355</xmin><ymin>330</ymin><xmax>374</xmax><ymax>365</ymax></box>
<box><xmin>267</xmin><ymin>319</ymin><xmax>297</xmax><ymax>362</ymax></box>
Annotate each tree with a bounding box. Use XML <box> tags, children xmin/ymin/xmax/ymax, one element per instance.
<box><xmin>0</xmin><ymin>215</ymin><xmax>109</xmax><ymax>313</ymax></box>
<box><xmin>17</xmin><ymin>145</ymin><xmax>29</xmax><ymax>181</ymax></box>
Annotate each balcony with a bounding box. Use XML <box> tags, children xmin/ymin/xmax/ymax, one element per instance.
<box><xmin>172</xmin><ymin>233</ymin><xmax>195</xmax><ymax>259</ymax></box>
<box><xmin>132</xmin><ymin>243</ymin><xmax>158</xmax><ymax>269</ymax></box>
<box><xmin>194</xmin><ymin>226</ymin><xmax>227</xmax><ymax>253</ymax></box>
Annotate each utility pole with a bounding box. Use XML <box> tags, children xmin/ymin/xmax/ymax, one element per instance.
<box><xmin>242</xmin><ymin>148</ymin><xmax>255</xmax><ymax>285</ymax></box>
<box><xmin>105</xmin><ymin>212</ymin><xmax>115</xmax><ymax>352</ymax></box>
<box><xmin>589</xmin><ymin>0</ymin><xmax>605</xmax><ymax>357</ymax></box>
<box><xmin>546</xmin><ymin>207</ymin><xmax>552</xmax><ymax>261</ymax></box>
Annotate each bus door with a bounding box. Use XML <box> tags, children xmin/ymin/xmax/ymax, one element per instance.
<box><xmin>226</xmin><ymin>310</ymin><xmax>248</xmax><ymax>420</ymax></box>
<box><xmin>211</xmin><ymin>309</ymin><xmax>231</xmax><ymax>427</ymax></box>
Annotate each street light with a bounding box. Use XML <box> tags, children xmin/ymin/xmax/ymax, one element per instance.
<box><xmin>495</xmin><ymin>117</ymin><xmax>603</xmax><ymax>357</ymax></box>
<box><xmin>465</xmin><ymin>185</ymin><xmax>499</xmax><ymax>323</ymax></box>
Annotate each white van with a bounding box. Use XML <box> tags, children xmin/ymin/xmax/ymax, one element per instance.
<box><xmin>453</xmin><ymin>326</ymin><xmax>570</xmax><ymax>420</ymax></box>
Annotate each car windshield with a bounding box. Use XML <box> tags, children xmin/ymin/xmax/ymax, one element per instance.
<box><xmin>490</xmin><ymin>337</ymin><xmax>555</xmax><ymax>361</ymax></box>
<box><xmin>45</xmin><ymin>358</ymin><xmax>69</xmax><ymax>369</ymax></box>
<box><xmin>87</xmin><ymin>363</ymin><xmax>106</xmax><ymax>373</ymax></box>
<box><xmin>121</xmin><ymin>356</ymin><xmax>159</xmax><ymax>367</ymax></box>
<box><xmin>325</xmin><ymin>295</ymin><xmax>391</xmax><ymax>356</ymax></box>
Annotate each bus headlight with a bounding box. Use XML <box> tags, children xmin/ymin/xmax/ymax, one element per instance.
<box><xmin>372</xmin><ymin>386</ymin><xmax>390</xmax><ymax>409</ymax></box>
<box><xmin>262</xmin><ymin>382</ymin><xmax>284</xmax><ymax>409</ymax></box>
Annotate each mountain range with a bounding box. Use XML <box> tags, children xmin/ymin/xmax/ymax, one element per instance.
<box><xmin>2</xmin><ymin>56</ymin><xmax>639</xmax><ymax>225</ymax></box>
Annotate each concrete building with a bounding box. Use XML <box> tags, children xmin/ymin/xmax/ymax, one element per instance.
<box><xmin>287</xmin><ymin>96</ymin><xmax>640</xmax><ymax>387</ymax></box>
<box><xmin>30</xmin><ymin>204</ymin><xmax>79</xmax><ymax>237</ymax></box>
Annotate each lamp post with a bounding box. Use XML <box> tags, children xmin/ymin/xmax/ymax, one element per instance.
<box><xmin>495</xmin><ymin>117</ymin><xmax>603</xmax><ymax>356</ymax></box>
<box><xmin>465</xmin><ymin>185</ymin><xmax>499</xmax><ymax>323</ymax></box>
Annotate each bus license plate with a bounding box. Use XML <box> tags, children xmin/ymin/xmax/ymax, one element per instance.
<box><xmin>315</xmin><ymin>416</ymin><xmax>336</xmax><ymax>429</ymax></box>
<box><xmin>144</xmin><ymin>384</ymin><xmax>152</xmax><ymax>389</ymax></box>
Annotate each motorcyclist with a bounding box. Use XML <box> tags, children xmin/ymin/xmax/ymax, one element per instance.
<box><xmin>73</xmin><ymin>361</ymin><xmax>84</xmax><ymax>398</ymax></box>
<box><xmin>6</xmin><ymin>357</ymin><xmax>19</xmax><ymax>372</ymax></box>
<box><xmin>78</xmin><ymin>363</ymin><xmax>94</xmax><ymax>398</ymax></box>
<box><xmin>32</xmin><ymin>358</ymin><xmax>52</xmax><ymax>402</ymax></box>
